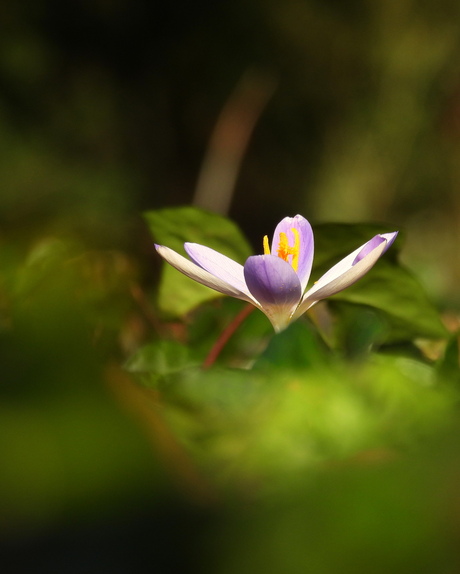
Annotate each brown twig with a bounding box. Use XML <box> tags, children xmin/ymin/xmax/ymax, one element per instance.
<box><xmin>202</xmin><ymin>303</ymin><xmax>255</xmax><ymax>369</ymax></box>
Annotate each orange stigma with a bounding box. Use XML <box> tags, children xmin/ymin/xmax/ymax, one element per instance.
<box><xmin>276</xmin><ymin>228</ymin><xmax>300</xmax><ymax>271</ymax></box>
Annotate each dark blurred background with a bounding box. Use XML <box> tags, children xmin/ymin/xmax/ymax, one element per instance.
<box><xmin>2</xmin><ymin>0</ymin><xmax>460</xmax><ymax>301</ymax></box>
<box><xmin>2</xmin><ymin>0</ymin><xmax>460</xmax><ymax>571</ymax></box>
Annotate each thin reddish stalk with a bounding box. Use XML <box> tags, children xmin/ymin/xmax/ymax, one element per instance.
<box><xmin>202</xmin><ymin>303</ymin><xmax>255</xmax><ymax>369</ymax></box>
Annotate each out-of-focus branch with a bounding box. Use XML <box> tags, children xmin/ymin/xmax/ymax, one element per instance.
<box><xmin>202</xmin><ymin>303</ymin><xmax>255</xmax><ymax>369</ymax></box>
<box><xmin>193</xmin><ymin>70</ymin><xmax>276</xmax><ymax>215</ymax></box>
<box><xmin>106</xmin><ymin>364</ymin><xmax>218</xmax><ymax>505</ymax></box>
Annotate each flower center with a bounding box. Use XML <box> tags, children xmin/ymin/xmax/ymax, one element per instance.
<box><xmin>263</xmin><ymin>228</ymin><xmax>300</xmax><ymax>272</ymax></box>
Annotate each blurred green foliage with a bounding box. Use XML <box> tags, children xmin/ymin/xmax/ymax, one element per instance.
<box><xmin>2</xmin><ymin>0</ymin><xmax>460</xmax><ymax>572</ymax></box>
<box><xmin>0</xmin><ymin>238</ymin><xmax>164</xmax><ymax>532</ymax></box>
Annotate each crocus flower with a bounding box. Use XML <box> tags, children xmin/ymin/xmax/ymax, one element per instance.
<box><xmin>155</xmin><ymin>215</ymin><xmax>398</xmax><ymax>333</ymax></box>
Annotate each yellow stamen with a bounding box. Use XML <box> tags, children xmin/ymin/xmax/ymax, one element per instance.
<box><xmin>263</xmin><ymin>235</ymin><xmax>270</xmax><ymax>255</ymax></box>
<box><xmin>276</xmin><ymin>228</ymin><xmax>300</xmax><ymax>271</ymax></box>
<box><xmin>277</xmin><ymin>232</ymin><xmax>289</xmax><ymax>260</ymax></box>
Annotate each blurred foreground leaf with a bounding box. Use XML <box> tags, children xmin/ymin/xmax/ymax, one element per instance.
<box><xmin>125</xmin><ymin>339</ymin><xmax>199</xmax><ymax>379</ymax></box>
<box><xmin>135</xmin><ymin>338</ymin><xmax>454</xmax><ymax>492</ymax></box>
<box><xmin>0</xmin><ymin>238</ymin><xmax>163</xmax><ymax>531</ymax></box>
<box><xmin>210</xmin><ymin>432</ymin><xmax>460</xmax><ymax>574</ymax></box>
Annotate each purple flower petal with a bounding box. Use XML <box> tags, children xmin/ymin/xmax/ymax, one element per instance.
<box><xmin>353</xmin><ymin>235</ymin><xmax>386</xmax><ymax>264</ymax></box>
<box><xmin>352</xmin><ymin>232</ymin><xmax>397</xmax><ymax>264</ymax></box>
<box><xmin>380</xmin><ymin>231</ymin><xmax>398</xmax><ymax>253</ymax></box>
<box><xmin>244</xmin><ymin>255</ymin><xmax>302</xmax><ymax>331</ymax></box>
<box><xmin>271</xmin><ymin>215</ymin><xmax>314</xmax><ymax>291</ymax></box>
<box><xmin>244</xmin><ymin>255</ymin><xmax>302</xmax><ymax>306</ymax></box>
<box><xmin>184</xmin><ymin>243</ymin><xmax>250</xmax><ymax>296</ymax></box>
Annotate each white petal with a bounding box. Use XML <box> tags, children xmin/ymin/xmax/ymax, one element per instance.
<box><xmin>292</xmin><ymin>236</ymin><xmax>390</xmax><ymax>319</ymax></box>
<box><xmin>184</xmin><ymin>243</ymin><xmax>249</xmax><ymax>295</ymax></box>
<box><xmin>155</xmin><ymin>245</ymin><xmax>257</xmax><ymax>303</ymax></box>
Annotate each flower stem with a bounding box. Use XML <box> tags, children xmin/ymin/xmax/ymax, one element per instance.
<box><xmin>202</xmin><ymin>303</ymin><xmax>254</xmax><ymax>369</ymax></box>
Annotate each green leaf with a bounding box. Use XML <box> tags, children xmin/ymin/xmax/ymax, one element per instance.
<box><xmin>327</xmin><ymin>303</ymin><xmax>388</xmax><ymax>357</ymax></box>
<box><xmin>254</xmin><ymin>320</ymin><xmax>330</xmax><ymax>370</ymax></box>
<box><xmin>160</xmin><ymin>367</ymin><xmax>266</xmax><ymax>416</ymax></box>
<box><xmin>329</xmin><ymin>262</ymin><xmax>447</xmax><ymax>342</ymax></box>
<box><xmin>144</xmin><ymin>206</ymin><xmax>252</xmax><ymax>316</ymax></box>
<box><xmin>312</xmin><ymin>224</ymin><xmax>447</xmax><ymax>342</ymax></box>
<box><xmin>436</xmin><ymin>333</ymin><xmax>460</xmax><ymax>385</ymax></box>
<box><xmin>124</xmin><ymin>339</ymin><xmax>199</xmax><ymax>379</ymax></box>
